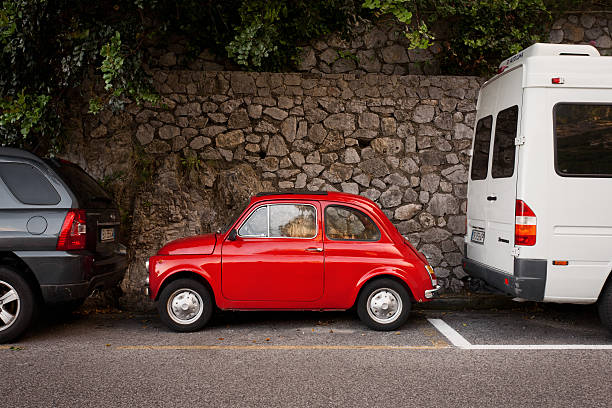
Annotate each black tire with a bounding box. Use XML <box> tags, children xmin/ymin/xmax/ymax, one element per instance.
<box><xmin>0</xmin><ymin>266</ymin><xmax>37</xmax><ymax>343</ymax></box>
<box><xmin>598</xmin><ymin>280</ymin><xmax>612</xmax><ymax>333</ymax></box>
<box><xmin>157</xmin><ymin>278</ymin><xmax>213</xmax><ymax>332</ymax></box>
<box><xmin>357</xmin><ymin>278</ymin><xmax>411</xmax><ymax>331</ymax></box>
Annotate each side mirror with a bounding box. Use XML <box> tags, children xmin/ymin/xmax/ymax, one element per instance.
<box><xmin>228</xmin><ymin>229</ymin><xmax>237</xmax><ymax>241</ymax></box>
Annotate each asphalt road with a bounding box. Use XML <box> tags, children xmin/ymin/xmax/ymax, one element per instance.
<box><xmin>3</xmin><ymin>303</ymin><xmax>612</xmax><ymax>407</ymax></box>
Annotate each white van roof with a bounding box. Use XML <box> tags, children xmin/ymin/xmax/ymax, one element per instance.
<box><xmin>499</xmin><ymin>43</ymin><xmax>600</xmax><ymax>70</ymax></box>
<box><xmin>483</xmin><ymin>43</ymin><xmax>612</xmax><ymax>90</ymax></box>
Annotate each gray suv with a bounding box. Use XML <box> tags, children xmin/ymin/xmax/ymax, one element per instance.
<box><xmin>0</xmin><ymin>148</ymin><xmax>126</xmax><ymax>342</ymax></box>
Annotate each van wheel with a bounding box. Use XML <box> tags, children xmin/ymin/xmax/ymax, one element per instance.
<box><xmin>357</xmin><ymin>278</ymin><xmax>411</xmax><ymax>331</ymax></box>
<box><xmin>598</xmin><ymin>282</ymin><xmax>612</xmax><ymax>333</ymax></box>
<box><xmin>0</xmin><ymin>266</ymin><xmax>37</xmax><ymax>343</ymax></box>
<box><xmin>157</xmin><ymin>279</ymin><xmax>213</xmax><ymax>332</ymax></box>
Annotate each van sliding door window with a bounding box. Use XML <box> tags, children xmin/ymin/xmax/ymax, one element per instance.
<box><xmin>555</xmin><ymin>104</ymin><xmax>612</xmax><ymax>176</ymax></box>
<box><xmin>470</xmin><ymin>116</ymin><xmax>493</xmax><ymax>180</ymax></box>
<box><xmin>492</xmin><ymin>106</ymin><xmax>518</xmax><ymax>178</ymax></box>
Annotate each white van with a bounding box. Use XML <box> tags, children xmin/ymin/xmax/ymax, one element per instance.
<box><xmin>463</xmin><ymin>43</ymin><xmax>612</xmax><ymax>330</ymax></box>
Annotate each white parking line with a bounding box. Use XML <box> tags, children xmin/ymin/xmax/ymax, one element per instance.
<box><xmin>426</xmin><ymin>318</ymin><xmax>472</xmax><ymax>349</ymax></box>
<box><xmin>426</xmin><ymin>318</ymin><xmax>612</xmax><ymax>350</ymax></box>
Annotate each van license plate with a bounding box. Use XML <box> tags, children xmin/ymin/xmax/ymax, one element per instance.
<box><xmin>471</xmin><ymin>229</ymin><xmax>485</xmax><ymax>244</ymax></box>
<box><xmin>100</xmin><ymin>228</ymin><xmax>115</xmax><ymax>242</ymax></box>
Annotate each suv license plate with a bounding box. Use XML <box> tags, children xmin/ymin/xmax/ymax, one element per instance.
<box><xmin>100</xmin><ymin>228</ymin><xmax>115</xmax><ymax>242</ymax></box>
<box><xmin>471</xmin><ymin>229</ymin><xmax>485</xmax><ymax>244</ymax></box>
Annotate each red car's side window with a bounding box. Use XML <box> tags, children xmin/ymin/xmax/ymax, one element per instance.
<box><xmin>324</xmin><ymin>205</ymin><xmax>381</xmax><ymax>242</ymax></box>
<box><xmin>238</xmin><ymin>203</ymin><xmax>318</xmax><ymax>239</ymax></box>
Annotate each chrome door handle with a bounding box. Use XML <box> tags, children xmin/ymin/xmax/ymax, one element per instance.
<box><xmin>305</xmin><ymin>247</ymin><xmax>323</xmax><ymax>252</ymax></box>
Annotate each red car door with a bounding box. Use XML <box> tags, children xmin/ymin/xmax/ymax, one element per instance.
<box><xmin>221</xmin><ymin>201</ymin><xmax>324</xmax><ymax>302</ymax></box>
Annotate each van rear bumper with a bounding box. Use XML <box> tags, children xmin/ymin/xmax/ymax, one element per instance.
<box><xmin>462</xmin><ymin>257</ymin><xmax>547</xmax><ymax>302</ymax></box>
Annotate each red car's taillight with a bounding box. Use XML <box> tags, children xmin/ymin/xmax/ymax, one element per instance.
<box><xmin>57</xmin><ymin>209</ymin><xmax>87</xmax><ymax>250</ymax></box>
<box><xmin>515</xmin><ymin>199</ymin><xmax>536</xmax><ymax>246</ymax></box>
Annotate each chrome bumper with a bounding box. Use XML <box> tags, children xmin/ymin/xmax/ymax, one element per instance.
<box><xmin>425</xmin><ymin>285</ymin><xmax>441</xmax><ymax>299</ymax></box>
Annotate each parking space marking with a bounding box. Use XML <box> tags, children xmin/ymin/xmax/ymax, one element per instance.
<box><xmin>427</xmin><ymin>318</ymin><xmax>472</xmax><ymax>349</ymax></box>
<box><xmin>427</xmin><ymin>318</ymin><xmax>612</xmax><ymax>350</ymax></box>
<box><xmin>116</xmin><ymin>344</ymin><xmax>450</xmax><ymax>351</ymax></box>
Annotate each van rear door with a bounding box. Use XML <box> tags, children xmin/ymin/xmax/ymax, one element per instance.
<box><xmin>467</xmin><ymin>67</ymin><xmax>522</xmax><ymax>274</ymax></box>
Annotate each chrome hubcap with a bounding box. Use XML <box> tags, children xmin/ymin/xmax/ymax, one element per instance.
<box><xmin>0</xmin><ymin>280</ymin><xmax>20</xmax><ymax>332</ymax></box>
<box><xmin>167</xmin><ymin>289</ymin><xmax>203</xmax><ymax>325</ymax></box>
<box><xmin>367</xmin><ymin>288</ymin><xmax>402</xmax><ymax>324</ymax></box>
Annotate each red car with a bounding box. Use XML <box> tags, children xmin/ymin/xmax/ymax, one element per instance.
<box><xmin>146</xmin><ymin>192</ymin><xmax>440</xmax><ymax>331</ymax></box>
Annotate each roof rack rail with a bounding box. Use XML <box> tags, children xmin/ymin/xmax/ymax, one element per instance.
<box><xmin>255</xmin><ymin>191</ymin><xmax>329</xmax><ymax>197</ymax></box>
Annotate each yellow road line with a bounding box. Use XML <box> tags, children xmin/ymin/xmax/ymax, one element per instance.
<box><xmin>0</xmin><ymin>345</ymin><xmax>12</xmax><ymax>350</ymax></box>
<box><xmin>117</xmin><ymin>344</ymin><xmax>449</xmax><ymax>351</ymax></box>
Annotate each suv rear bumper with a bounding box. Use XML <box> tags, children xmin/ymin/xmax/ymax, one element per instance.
<box><xmin>462</xmin><ymin>256</ymin><xmax>547</xmax><ymax>302</ymax></box>
<box><xmin>16</xmin><ymin>250</ymin><xmax>127</xmax><ymax>303</ymax></box>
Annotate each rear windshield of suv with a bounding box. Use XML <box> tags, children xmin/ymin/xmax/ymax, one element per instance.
<box><xmin>554</xmin><ymin>104</ymin><xmax>612</xmax><ymax>176</ymax></box>
<box><xmin>45</xmin><ymin>159</ymin><xmax>113</xmax><ymax>208</ymax></box>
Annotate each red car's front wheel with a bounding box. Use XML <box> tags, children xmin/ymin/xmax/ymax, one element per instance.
<box><xmin>157</xmin><ymin>278</ymin><xmax>213</xmax><ymax>332</ymax></box>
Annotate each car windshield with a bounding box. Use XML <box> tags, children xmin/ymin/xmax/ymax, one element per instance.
<box><xmin>220</xmin><ymin>203</ymin><xmax>250</xmax><ymax>233</ymax></box>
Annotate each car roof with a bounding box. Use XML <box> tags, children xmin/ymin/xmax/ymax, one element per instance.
<box><xmin>250</xmin><ymin>191</ymin><xmax>377</xmax><ymax>208</ymax></box>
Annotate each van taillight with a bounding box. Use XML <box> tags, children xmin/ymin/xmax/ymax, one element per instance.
<box><xmin>515</xmin><ymin>200</ymin><xmax>536</xmax><ymax>246</ymax></box>
<box><xmin>57</xmin><ymin>209</ymin><xmax>87</xmax><ymax>250</ymax></box>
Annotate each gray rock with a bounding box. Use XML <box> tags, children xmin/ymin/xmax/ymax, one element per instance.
<box><xmin>549</xmin><ymin>29</ymin><xmax>563</xmax><ymax>44</ymax></box>
<box><xmin>421</xmin><ymin>227</ymin><xmax>452</xmax><ymax>243</ymax></box>
<box><xmin>453</xmin><ymin>123</ymin><xmax>472</xmax><ymax>139</ymax></box>
<box><xmin>306</xmin><ymin>151</ymin><xmax>321</xmax><ymax>164</ymax></box>
<box><xmin>332</xmin><ymin>57</ymin><xmax>357</xmax><ymax>73</ymax></box>
<box><xmin>247</xmin><ymin>104</ymin><xmax>262</xmax><ymax>119</ymax></box>
<box><xmin>357</xmin><ymin>49</ymin><xmax>382</xmax><ymax>72</ymax></box>
<box><xmin>264</xmin><ymin>107</ymin><xmax>289</xmax><ymax>121</ymax></box>
<box><xmin>395</xmin><ymin>204</ymin><xmax>422</xmax><ymax>220</ymax></box>
<box><xmin>353</xmin><ymin>173</ymin><xmax>371</xmax><ymax>187</ymax></box>
<box><xmin>384</xmin><ymin>172</ymin><xmax>409</xmax><ymax>187</ymax></box>
<box><xmin>231</xmin><ymin>72</ymin><xmax>256</xmax><ymax>94</ymax></box>
<box><xmin>290</xmin><ymin>151</ymin><xmax>305</xmax><ymax>167</ymax></box>
<box><xmin>324</xmin><ymin>162</ymin><xmax>353</xmax><ymax>183</ymax></box>
<box><xmin>358</xmin><ymin>112</ymin><xmax>380</xmax><ymax>130</ymax></box>
<box><xmin>320</xmin><ymin>48</ymin><xmax>338</xmax><ymax>65</ymax></box>
<box><xmin>267</xmin><ymin>135</ymin><xmax>289</xmax><ymax>156</ymax></box>
<box><xmin>382</xmin><ymin>45</ymin><xmax>409</xmax><ymax>64</ymax></box>
<box><xmin>412</xmin><ymin>105</ymin><xmax>435</xmax><ymax>123</ymax></box>
<box><xmin>308</xmin><ymin>123</ymin><xmax>327</xmax><ymax>144</ymax></box>
<box><xmin>216</xmin><ymin>130</ymin><xmax>245</xmax><ymax>149</ymax></box>
<box><xmin>447</xmin><ymin>215</ymin><xmax>466</xmax><ymax>235</ymax></box>
<box><xmin>281</xmin><ymin>116</ymin><xmax>297</xmax><ymax>142</ymax></box>
<box><xmin>421</xmin><ymin>173</ymin><xmax>440</xmax><ymax>193</ymax></box>
<box><xmin>420</xmin><ymin>244</ymin><xmax>443</xmax><ymax>266</ymax></box>
<box><xmin>352</xmin><ymin>129</ymin><xmax>378</xmax><ymax>140</ymax></box>
<box><xmin>342</xmin><ymin>147</ymin><xmax>361</xmax><ymax>164</ymax></box>
<box><xmin>428</xmin><ymin>193</ymin><xmax>459</xmax><ymax>216</ymax></box>
<box><xmin>159</xmin><ymin>125</ymin><xmax>180</xmax><ymax>140</ymax></box>
<box><xmin>399</xmin><ymin>157</ymin><xmax>419</xmax><ymax>174</ymax></box>
<box><xmin>382</xmin><ymin>117</ymin><xmax>397</xmax><ymax>136</ymax></box>
<box><xmin>295</xmin><ymin>173</ymin><xmax>307</xmax><ymax>189</ymax></box>
<box><xmin>379</xmin><ymin>188</ymin><xmax>403</xmax><ymax>208</ymax></box>
<box><xmin>362</xmin><ymin>188</ymin><xmax>381</xmax><ymax>201</ymax></box>
<box><xmin>136</xmin><ymin>124</ymin><xmax>154</xmax><ymax>145</ymax></box>
<box><xmin>396</xmin><ymin>220</ymin><xmax>421</xmax><ymax>234</ymax></box>
<box><xmin>359</xmin><ymin>158</ymin><xmax>390</xmax><ymax>178</ymax></box>
<box><xmin>403</xmin><ymin>188</ymin><xmax>418</xmax><ymax>203</ymax></box>
<box><xmin>323</xmin><ymin>113</ymin><xmax>355</xmax><ymax>131</ymax></box>
<box><xmin>298</xmin><ymin>47</ymin><xmax>316</xmax><ymax>71</ymax></box>
<box><xmin>259</xmin><ymin>157</ymin><xmax>279</xmax><ymax>172</ymax></box>
<box><xmin>364</xmin><ymin>28</ymin><xmax>387</xmax><ymax>48</ymax></box>
<box><xmin>371</xmin><ymin>138</ymin><xmax>403</xmax><ymax>155</ymax></box>
<box><xmin>341</xmin><ymin>182</ymin><xmax>359</xmax><ymax>195</ymax></box>
<box><xmin>228</xmin><ymin>109</ymin><xmax>250</xmax><ymax>129</ymax></box>
<box><xmin>303</xmin><ymin>164</ymin><xmax>325</xmax><ymax>177</ymax></box>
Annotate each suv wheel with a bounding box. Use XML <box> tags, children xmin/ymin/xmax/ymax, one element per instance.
<box><xmin>0</xmin><ymin>266</ymin><xmax>36</xmax><ymax>343</ymax></box>
<box><xmin>357</xmin><ymin>278</ymin><xmax>411</xmax><ymax>331</ymax></box>
<box><xmin>158</xmin><ymin>278</ymin><xmax>213</xmax><ymax>332</ymax></box>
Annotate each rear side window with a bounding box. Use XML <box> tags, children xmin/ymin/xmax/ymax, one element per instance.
<box><xmin>555</xmin><ymin>104</ymin><xmax>612</xmax><ymax>176</ymax></box>
<box><xmin>492</xmin><ymin>105</ymin><xmax>518</xmax><ymax>178</ymax></box>
<box><xmin>45</xmin><ymin>159</ymin><xmax>112</xmax><ymax>208</ymax></box>
<box><xmin>325</xmin><ymin>205</ymin><xmax>380</xmax><ymax>241</ymax></box>
<box><xmin>470</xmin><ymin>116</ymin><xmax>493</xmax><ymax>180</ymax></box>
<box><xmin>0</xmin><ymin>163</ymin><xmax>60</xmax><ymax>205</ymax></box>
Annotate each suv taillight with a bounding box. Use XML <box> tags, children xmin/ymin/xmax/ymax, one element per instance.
<box><xmin>515</xmin><ymin>200</ymin><xmax>536</xmax><ymax>246</ymax></box>
<box><xmin>57</xmin><ymin>209</ymin><xmax>87</xmax><ymax>250</ymax></box>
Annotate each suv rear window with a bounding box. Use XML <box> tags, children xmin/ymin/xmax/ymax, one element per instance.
<box><xmin>0</xmin><ymin>163</ymin><xmax>60</xmax><ymax>205</ymax></box>
<box><xmin>470</xmin><ymin>116</ymin><xmax>493</xmax><ymax>180</ymax></box>
<box><xmin>45</xmin><ymin>159</ymin><xmax>113</xmax><ymax>208</ymax></box>
<box><xmin>555</xmin><ymin>104</ymin><xmax>612</xmax><ymax>176</ymax></box>
<box><xmin>492</xmin><ymin>105</ymin><xmax>518</xmax><ymax>178</ymax></box>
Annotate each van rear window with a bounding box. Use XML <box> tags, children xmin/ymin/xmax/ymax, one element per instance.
<box><xmin>554</xmin><ymin>104</ymin><xmax>612</xmax><ymax>176</ymax></box>
<box><xmin>492</xmin><ymin>106</ymin><xmax>518</xmax><ymax>178</ymax></box>
<box><xmin>470</xmin><ymin>116</ymin><xmax>493</xmax><ymax>180</ymax></box>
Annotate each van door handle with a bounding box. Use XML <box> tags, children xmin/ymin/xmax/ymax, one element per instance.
<box><xmin>487</xmin><ymin>195</ymin><xmax>497</xmax><ymax>201</ymax></box>
<box><xmin>305</xmin><ymin>247</ymin><xmax>323</xmax><ymax>252</ymax></box>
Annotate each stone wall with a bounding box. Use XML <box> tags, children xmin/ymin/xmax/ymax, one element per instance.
<box><xmin>549</xmin><ymin>13</ymin><xmax>612</xmax><ymax>53</ymax></box>
<box><xmin>156</xmin><ymin>13</ymin><xmax>612</xmax><ymax>75</ymax></box>
<box><xmin>64</xmin><ymin>70</ymin><xmax>482</xmax><ymax>309</ymax></box>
